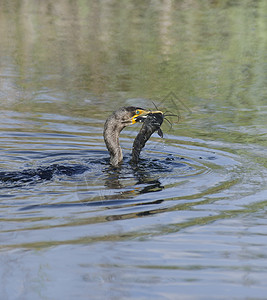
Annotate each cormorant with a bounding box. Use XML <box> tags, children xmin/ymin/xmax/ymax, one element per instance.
<box><xmin>103</xmin><ymin>106</ymin><xmax>163</xmax><ymax>166</ymax></box>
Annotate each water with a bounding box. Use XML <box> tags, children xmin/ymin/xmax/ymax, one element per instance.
<box><xmin>0</xmin><ymin>1</ymin><xmax>267</xmax><ymax>299</ymax></box>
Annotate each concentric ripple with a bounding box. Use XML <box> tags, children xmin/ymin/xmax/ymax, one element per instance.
<box><xmin>1</xmin><ymin>111</ymin><xmax>262</xmax><ymax>249</ymax></box>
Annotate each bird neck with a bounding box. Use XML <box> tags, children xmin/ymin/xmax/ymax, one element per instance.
<box><xmin>103</xmin><ymin>118</ymin><xmax>124</xmax><ymax>166</ymax></box>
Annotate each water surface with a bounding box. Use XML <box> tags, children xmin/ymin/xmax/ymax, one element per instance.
<box><xmin>0</xmin><ymin>1</ymin><xmax>267</xmax><ymax>299</ymax></box>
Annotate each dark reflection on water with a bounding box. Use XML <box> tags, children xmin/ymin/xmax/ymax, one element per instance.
<box><xmin>1</xmin><ymin>0</ymin><xmax>267</xmax><ymax>299</ymax></box>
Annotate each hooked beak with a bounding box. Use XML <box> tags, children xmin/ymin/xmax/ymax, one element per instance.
<box><xmin>132</xmin><ymin>110</ymin><xmax>163</xmax><ymax>124</ymax></box>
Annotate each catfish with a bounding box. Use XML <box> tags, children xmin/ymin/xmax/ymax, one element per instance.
<box><xmin>131</xmin><ymin>112</ymin><xmax>164</xmax><ymax>163</ymax></box>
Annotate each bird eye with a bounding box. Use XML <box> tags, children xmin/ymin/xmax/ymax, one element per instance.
<box><xmin>136</xmin><ymin>110</ymin><xmax>140</xmax><ymax>115</ymax></box>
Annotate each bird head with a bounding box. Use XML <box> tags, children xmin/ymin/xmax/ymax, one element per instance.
<box><xmin>120</xmin><ymin>106</ymin><xmax>163</xmax><ymax>126</ymax></box>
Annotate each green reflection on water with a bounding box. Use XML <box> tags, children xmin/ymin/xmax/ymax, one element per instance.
<box><xmin>1</xmin><ymin>0</ymin><xmax>266</xmax><ymax>102</ymax></box>
<box><xmin>0</xmin><ymin>0</ymin><xmax>266</xmax><ymax>162</ymax></box>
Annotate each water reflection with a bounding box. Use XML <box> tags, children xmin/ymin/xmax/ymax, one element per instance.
<box><xmin>77</xmin><ymin>158</ymin><xmax>167</xmax><ymax>204</ymax></box>
<box><xmin>1</xmin><ymin>0</ymin><xmax>267</xmax><ymax>299</ymax></box>
<box><xmin>1</xmin><ymin>0</ymin><xmax>266</xmax><ymax>111</ymax></box>
<box><xmin>105</xmin><ymin>164</ymin><xmax>164</xmax><ymax>192</ymax></box>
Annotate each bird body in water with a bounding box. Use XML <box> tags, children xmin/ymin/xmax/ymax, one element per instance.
<box><xmin>103</xmin><ymin>106</ymin><xmax>163</xmax><ymax>166</ymax></box>
<box><xmin>0</xmin><ymin>106</ymin><xmax>163</xmax><ymax>186</ymax></box>
<box><xmin>0</xmin><ymin>106</ymin><xmax>163</xmax><ymax>185</ymax></box>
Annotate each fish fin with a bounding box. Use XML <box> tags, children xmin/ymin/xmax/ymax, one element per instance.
<box><xmin>157</xmin><ymin>128</ymin><xmax>163</xmax><ymax>138</ymax></box>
